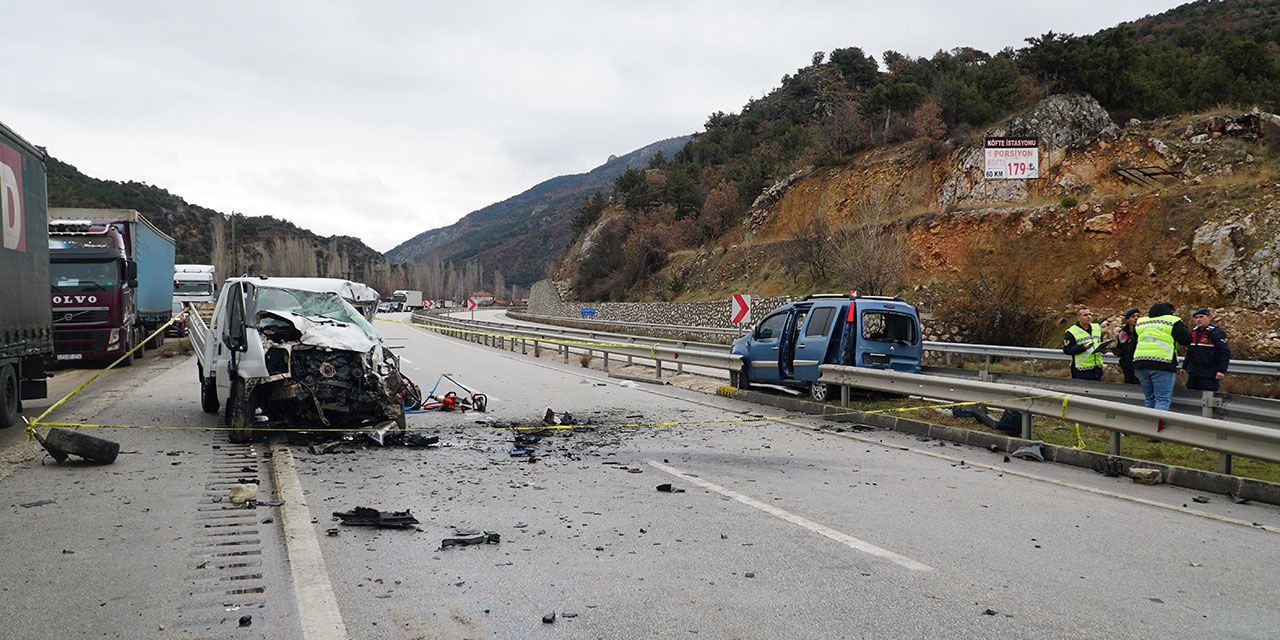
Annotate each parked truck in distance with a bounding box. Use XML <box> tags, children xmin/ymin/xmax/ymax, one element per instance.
<box><xmin>391</xmin><ymin>289</ymin><xmax>423</xmax><ymax>312</ymax></box>
<box><xmin>0</xmin><ymin>121</ymin><xmax>53</xmax><ymax>428</ymax></box>
<box><xmin>174</xmin><ymin>264</ymin><xmax>216</xmax><ymax>304</ymax></box>
<box><xmin>48</xmin><ymin>208</ymin><xmax>176</xmax><ymax>366</ymax></box>
<box><xmin>188</xmin><ymin>276</ymin><xmax>405</xmax><ymax>443</ymax></box>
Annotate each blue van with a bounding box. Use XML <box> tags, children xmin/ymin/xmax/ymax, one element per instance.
<box><xmin>729</xmin><ymin>293</ymin><xmax>922</xmax><ymax>401</ymax></box>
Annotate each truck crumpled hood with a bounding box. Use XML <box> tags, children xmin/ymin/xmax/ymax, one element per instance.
<box><xmin>256</xmin><ymin>310</ymin><xmax>378</xmax><ymax>352</ymax></box>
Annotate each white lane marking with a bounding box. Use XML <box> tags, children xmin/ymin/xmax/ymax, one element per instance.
<box><xmin>646</xmin><ymin>459</ymin><xmax>933</xmax><ymax>572</ymax></box>
<box><xmin>271</xmin><ymin>447</ymin><xmax>350</xmax><ymax>640</ymax></box>
<box><xmin>400</xmin><ymin>356</ymin><xmax>413</xmax><ymax>364</ymax></box>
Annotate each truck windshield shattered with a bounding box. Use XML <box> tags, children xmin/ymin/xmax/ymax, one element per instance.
<box><xmin>254</xmin><ymin>287</ymin><xmax>378</xmax><ymax>341</ymax></box>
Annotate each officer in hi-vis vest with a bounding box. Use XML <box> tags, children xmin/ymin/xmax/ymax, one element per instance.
<box><xmin>1062</xmin><ymin>307</ymin><xmax>1112</xmax><ymax>381</ymax></box>
<box><xmin>1133</xmin><ymin>302</ymin><xmax>1192</xmax><ymax>411</ymax></box>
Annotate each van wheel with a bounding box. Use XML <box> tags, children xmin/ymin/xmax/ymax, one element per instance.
<box><xmin>226</xmin><ymin>379</ymin><xmax>254</xmax><ymax>443</ymax></box>
<box><xmin>734</xmin><ymin>367</ymin><xmax>752</xmax><ymax>390</ymax></box>
<box><xmin>0</xmin><ymin>364</ymin><xmax>19</xmax><ymax>429</ymax></box>
<box><xmin>809</xmin><ymin>380</ymin><xmax>831</xmax><ymax>403</ymax></box>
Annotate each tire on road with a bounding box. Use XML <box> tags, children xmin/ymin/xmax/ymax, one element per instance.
<box><xmin>732</xmin><ymin>366</ymin><xmax>752</xmax><ymax>390</ymax></box>
<box><xmin>226</xmin><ymin>378</ymin><xmax>255</xmax><ymax>444</ymax></box>
<box><xmin>42</xmin><ymin>427</ymin><xmax>120</xmax><ymax>463</ymax></box>
<box><xmin>0</xmin><ymin>364</ymin><xmax>19</xmax><ymax>429</ymax></box>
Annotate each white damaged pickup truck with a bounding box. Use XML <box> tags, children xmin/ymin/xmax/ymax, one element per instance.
<box><xmin>189</xmin><ymin>276</ymin><xmax>405</xmax><ymax>443</ymax></box>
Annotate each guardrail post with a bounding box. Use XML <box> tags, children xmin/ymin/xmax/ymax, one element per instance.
<box><xmin>1109</xmin><ymin>431</ymin><xmax>1121</xmax><ymax>456</ymax></box>
<box><xmin>521</xmin><ymin>338</ymin><xmax>527</xmax><ymax>354</ymax></box>
<box><xmin>1021</xmin><ymin>412</ymin><xmax>1032</xmax><ymax>440</ymax></box>
<box><xmin>1203</xmin><ymin>390</ymin><xmax>1232</xmax><ymax>474</ymax></box>
<box><xmin>655</xmin><ymin>359</ymin><xmax>662</xmax><ymax>379</ymax></box>
<box><xmin>562</xmin><ymin>344</ymin><xmax>568</xmax><ymax>363</ymax></box>
<box><xmin>677</xmin><ymin>362</ymin><xmax>684</xmax><ymax>375</ymax></box>
<box><xmin>841</xmin><ymin>385</ymin><xmax>849</xmax><ymax>408</ymax></box>
<box><xmin>603</xmin><ymin>351</ymin><xmax>609</xmax><ymax>371</ymax></box>
<box><xmin>982</xmin><ymin>355</ymin><xmax>992</xmax><ymax>382</ymax></box>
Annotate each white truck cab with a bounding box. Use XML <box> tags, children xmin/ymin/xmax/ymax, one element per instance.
<box><xmin>189</xmin><ymin>276</ymin><xmax>404</xmax><ymax>443</ymax></box>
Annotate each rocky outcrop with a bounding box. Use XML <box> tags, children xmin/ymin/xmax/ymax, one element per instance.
<box><xmin>1192</xmin><ymin>214</ymin><xmax>1280</xmax><ymax>307</ymax></box>
<box><xmin>940</xmin><ymin>93</ymin><xmax>1117</xmax><ymax>209</ymax></box>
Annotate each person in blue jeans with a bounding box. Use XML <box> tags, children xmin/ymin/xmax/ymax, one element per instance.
<box><xmin>1132</xmin><ymin>302</ymin><xmax>1192</xmax><ymax>410</ymax></box>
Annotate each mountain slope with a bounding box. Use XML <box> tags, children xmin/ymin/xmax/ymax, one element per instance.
<box><xmin>385</xmin><ymin>135</ymin><xmax>691</xmax><ymax>286</ymax></box>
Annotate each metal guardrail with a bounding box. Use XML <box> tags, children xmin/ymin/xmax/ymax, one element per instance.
<box><xmin>819</xmin><ymin>365</ymin><xmax>1280</xmax><ymax>466</ymax></box>
<box><xmin>924</xmin><ymin>340</ymin><xmax>1280</xmax><ymax>377</ymax></box>
<box><xmin>921</xmin><ymin>366</ymin><xmax>1280</xmax><ymax>430</ymax></box>
<box><xmin>509</xmin><ymin>313</ymin><xmax>1280</xmax><ymax>378</ymax></box>
<box><xmin>409</xmin><ymin>312</ymin><xmax>741</xmax><ymax>378</ymax></box>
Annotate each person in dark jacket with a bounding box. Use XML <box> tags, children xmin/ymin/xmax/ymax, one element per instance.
<box><xmin>1115</xmin><ymin>307</ymin><xmax>1140</xmax><ymax>385</ymax></box>
<box><xmin>1062</xmin><ymin>307</ymin><xmax>1109</xmax><ymax>380</ymax></box>
<box><xmin>1133</xmin><ymin>302</ymin><xmax>1193</xmax><ymax>411</ymax></box>
<box><xmin>1181</xmin><ymin>308</ymin><xmax>1230</xmax><ymax>392</ymax></box>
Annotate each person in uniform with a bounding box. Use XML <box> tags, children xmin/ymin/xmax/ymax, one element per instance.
<box><xmin>1133</xmin><ymin>302</ymin><xmax>1192</xmax><ymax>410</ymax></box>
<box><xmin>1181</xmin><ymin>308</ymin><xmax>1231</xmax><ymax>392</ymax></box>
<box><xmin>1115</xmin><ymin>307</ymin><xmax>1140</xmax><ymax>385</ymax></box>
<box><xmin>1062</xmin><ymin>307</ymin><xmax>1109</xmax><ymax>381</ymax></box>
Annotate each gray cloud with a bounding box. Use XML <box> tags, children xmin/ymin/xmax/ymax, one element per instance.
<box><xmin>3</xmin><ymin>0</ymin><xmax>1182</xmax><ymax>251</ymax></box>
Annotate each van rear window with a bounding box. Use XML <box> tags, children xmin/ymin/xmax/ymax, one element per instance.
<box><xmin>805</xmin><ymin>307</ymin><xmax>835</xmax><ymax>338</ymax></box>
<box><xmin>861</xmin><ymin>311</ymin><xmax>917</xmax><ymax>344</ymax></box>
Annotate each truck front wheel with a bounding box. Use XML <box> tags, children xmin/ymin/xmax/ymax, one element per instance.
<box><xmin>0</xmin><ymin>364</ymin><xmax>19</xmax><ymax>429</ymax></box>
<box><xmin>226</xmin><ymin>379</ymin><xmax>254</xmax><ymax>443</ymax></box>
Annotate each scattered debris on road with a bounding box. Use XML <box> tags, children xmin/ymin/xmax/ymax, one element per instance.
<box><xmin>229</xmin><ymin>483</ymin><xmax>259</xmax><ymax>505</ymax></box>
<box><xmin>1011</xmin><ymin>443</ymin><xmax>1045</xmax><ymax>462</ymax></box>
<box><xmin>440</xmin><ymin>531</ymin><xmax>501</xmax><ymax>549</ymax></box>
<box><xmin>1192</xmin><ymin>496</ymin><xmax>1210</xmax><ymax>504</ymax></box>
<box><xmin>20</xmin><ymin>500</ymin><xmax>54</xmax><ymax>508</ymax></box>
<box><xmin>542</xmin><ymin>612</ymin><xmax>556</xmax><ymax>624</ymax></box>
<box><xmin>1129</xmin><ymin>468</ymin><xmax>1163</xmax><ymax>485</ymax></box>
<box><xmin>656</xmin><ymin>483</ymin><xmax>685</xmax><ymax>493</ymax></box>
<box><xmin>1229</xmin><ymin>492</ymin><xmax>1252</xmax><ymax>504</ymax></box>
<box><xmin>332</xmin><ymin>507</ymin><xmax>420</xmax><ymax>528</ymax></box>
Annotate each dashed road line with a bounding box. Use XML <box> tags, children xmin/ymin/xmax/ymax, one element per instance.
<box><xmin>646</xmin><ymin>459</ymin><xmax>933</xmax><ymax>572</ymax></box>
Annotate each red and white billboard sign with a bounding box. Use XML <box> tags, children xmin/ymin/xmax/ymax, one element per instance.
<box><xmin>731</xmin><ymin>294</ymin><xmax>751</xmax><ymax>324</ymax></box>
<box><xmin>984</xmin><ymin>137</ymin><xmax>1039</xmax><ymax>180</ymax></box>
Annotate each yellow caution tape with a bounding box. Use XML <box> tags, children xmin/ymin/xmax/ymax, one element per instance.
<box><xmin>26</xmin><ymin>311</ymin><xmax>187</xmax><ymax>442</ymax></box>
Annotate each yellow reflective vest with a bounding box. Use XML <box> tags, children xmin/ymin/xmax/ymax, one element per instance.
<box><xmin>1134</xmin><ymin>315</ymin><xmax>1180</xmax><ymax>365</ymax></box>
<box><xmin>1066</xmin><ymin>323</ymin><xmax>1103</xmax><ymax>371</ymax></box>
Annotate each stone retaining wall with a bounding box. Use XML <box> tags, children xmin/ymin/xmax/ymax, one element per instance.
<box><xmin>527</xmin><ymin>280</ymin><xmax>797</xmax><ymax>329</ymax></box>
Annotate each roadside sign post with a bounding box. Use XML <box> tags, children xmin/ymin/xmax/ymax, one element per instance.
<box><xmin>983</xmin><ymin>137</ymin><xmax>1040</xmax><ymax>180</ymax></box>
<box><xmin>466</xmin><ymin>298</ymin><xmax>477</xmax><ymax>319</ymax></box>
<box><xmin>731</xmin><ymin>294</ymin><xmax>751</xmax><ymax>325</ymax></box>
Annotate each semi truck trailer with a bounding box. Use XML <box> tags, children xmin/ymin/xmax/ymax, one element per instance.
<box><xmin>0</xmin><ymin>121</ymin><xmax>53</xmax><ymax>428</ymax></box>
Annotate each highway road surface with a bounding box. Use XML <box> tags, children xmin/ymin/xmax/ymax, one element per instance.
<box><xmin>1</xmin><ymin>313</ymin><xmax>1278</xmax><ymax>639</ymax></box>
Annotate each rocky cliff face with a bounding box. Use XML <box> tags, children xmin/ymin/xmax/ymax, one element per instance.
<box><xmin>648</xmin><ymin>94</ymin><xmax>1280</xmax><ymax>358</ymax></box>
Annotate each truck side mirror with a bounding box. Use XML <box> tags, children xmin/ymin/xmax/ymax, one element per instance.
<box><xmin>128</xmin><ymin>279</ymin><xmax>139</xmax><ymax>288</ymax></box>
<box><xmin>126</xmin><ymin>261</ymin><xmax>138</xmax><ymax>280</ymax></box>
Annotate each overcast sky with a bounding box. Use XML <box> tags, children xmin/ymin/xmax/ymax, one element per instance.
<box><xmin>3</xmin><ymin>1</ymin><xmax>1183</xmax><ymax>252</ymax></box>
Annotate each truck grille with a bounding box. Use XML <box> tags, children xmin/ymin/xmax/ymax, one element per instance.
<box><xmin>53</xmin><ymin>307</ymin><xmax>110</xmax><ymax>325</ymax></box>
<box><xmin>55</xmin><ymin>330</ymin><xmax>108</xmax><ymax>353</ymax></box>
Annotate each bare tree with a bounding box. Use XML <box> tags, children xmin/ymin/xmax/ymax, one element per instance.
<box><xmin>829</xmin><ymin>199</ymin><xmax>913</xmax><ymax>296</ymax></box>
<box><xmin>779</xmin><ymin>215</ymin><xmax>835</xmax><ymax>284</ymax></box>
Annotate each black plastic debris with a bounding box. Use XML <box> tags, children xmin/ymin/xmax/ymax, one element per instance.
<box><xmin>238</xmin><ymin>615</ymin><xmax>252</xmax><ymax>627</ymax></box>
<box><xmin>542</xmin><ymin>612</ymin><xmax>556</xmax><ymax>624</ymax></box>
<box><xmin>1091</xmin><ymin>457</ymin><xmax>1127</xmax><ymax>477</ymax></box>
<box><xmin>332</xmin><ymin>507</ymin><xmax>419</xmax><ymax>528</ymax></box>
<box><xmin>952</xmin><ymin>408</ymin><xmax>1026</xmax><ymax>435</ymax></box>
<box><xmin>1229</xmin><ymin>492</ymin><xmax>1252</xmax><ymax>504</ymax></box>
<box><xmin>440</xmin><ymin>532</ymin><xmax>501</xmax><ymax>549</ymax></box>
<box><xmin>1011</xmin><ymin>443</ymin><xmax>1045</xmax><ymax>462</ymax></box>
<box><xmin>656</xmin><ymin>483</ymin><xmax>685</xmax><ymax>493</ymax></box>
<box><xmin>514</xmin><ymin>434</ymin><xmax>541</xmax><ymax>445</ymax></box>
<box><xmin>399</xmin><ymin>433</ymin><xmax>440</xmax><ymax>447</ymax></box>
<box><xmin>982</xmin><ymin>609</ymin><xmax>998</xmax><ymax>616</ymax></box>
<box><xmin>1192</xmin><ymin>496</ymin><xmax>1210</xmax><ymax>504</ymax></box>
<box><xmin>543</xmin><ymin>408</ymin><xmax>559</xmax><ymax>425</ymax></box>
<box><xmin>308</xmin><ymin>441</ymin><xmax>347</xmax><ymax>455</ymax></box>
<box><xmin>20</xmin><ymin>500</ymin><xmax>54</xmax><ymax>508</ymax></box>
